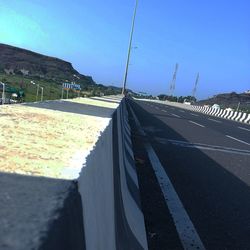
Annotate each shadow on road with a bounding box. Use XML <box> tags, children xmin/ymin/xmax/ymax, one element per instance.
<box><xmin>128</xmin><ymin>100</ymin><xmax>250</xmax><ymax>250</ymax></box>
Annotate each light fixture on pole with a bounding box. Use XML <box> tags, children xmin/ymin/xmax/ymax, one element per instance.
<box><xmin>122</xmin><ymin>0</ymin><xmax>138</xmax><ymax>95</ymax></box>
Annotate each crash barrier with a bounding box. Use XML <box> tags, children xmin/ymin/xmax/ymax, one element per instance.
<box><xmin>78</xmin><ymin>98</ymin><xmax>148</xmax><ymax>250</ymax></box>
<box><xmin>191</xmin><ymin>105</ymin><xmax>250</xmax><ymax>124</ymax></box>
<box><xmin>0</xmin><ymin>97</ymin><xmax>147</xmax><ymax>250</ymax></box>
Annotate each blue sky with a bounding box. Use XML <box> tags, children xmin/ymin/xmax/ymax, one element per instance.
<box><xmin>0</xmin><ymin>0</ymin><xmax>249</xmax><ymax>99</ymax></box>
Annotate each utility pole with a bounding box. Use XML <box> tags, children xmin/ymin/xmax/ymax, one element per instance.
<box><xmin>169</xmin><ymin>63</ymin><xmax>179</xmax><ymax>96</ymax></box>
<box><xmin>122</xmin><ymin>0</ymin><xmax>138</xmax><ymax>95</ymax></box>
<box><xmin>192</xmin><ymin>73</ymin><xmax>199</xmax><ymax>100</ymax></box>
<box><xmin>36</xmin><ymin>84</ymin><xmax>40</xmax><ymax>102</ymax></box>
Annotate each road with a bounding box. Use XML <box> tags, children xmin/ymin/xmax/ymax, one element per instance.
<box><xmin>128</xmin><ymin>99</ymin><xmax>250</xmax><ymax>250</ymax></box>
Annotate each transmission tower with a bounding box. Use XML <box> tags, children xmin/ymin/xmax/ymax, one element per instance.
<box><xmin>192</xmin><ymin>73</ymin><xmax>199</xmax><ymax>99</ymax></box>
<box><xmin>168</xmin><ymin>63</ymin><xmax>179</xmax><ymax>96</ymax></box>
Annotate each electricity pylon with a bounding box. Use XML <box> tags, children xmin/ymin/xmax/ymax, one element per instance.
<box><xmin>192</xmin><ymin>73</ymin><xmax>199</xmax><ymax>99</ymax></box>
<box><xmin>169</xmin><ymin>63</ymin><xmax>179</xmax><ymax>96</ymax></box>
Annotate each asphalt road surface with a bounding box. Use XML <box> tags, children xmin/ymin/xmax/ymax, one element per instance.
<box><xmin>128</xmin><ymin>99</ymin><xmax>250</xmax><ymax>250</ymax></box>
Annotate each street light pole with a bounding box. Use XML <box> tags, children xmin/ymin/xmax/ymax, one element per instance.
<box><xmin>40</xmin><ymin>87</ymin><xmax>44</xmax><ymax>102</ymax></box>
<box><xmin>36</xmin><ymin>84</ymin><xmax>39</xmax><ymax>102</ymax></box>
<box><xmin>121</xmin><ymin>0</ymin><xmax>138</xmax><ymax>95</ymax></box>
<box><xmin>0</xmin><ymin>82</ymin><xmax>5</xmax><ymax>105</ymax></box>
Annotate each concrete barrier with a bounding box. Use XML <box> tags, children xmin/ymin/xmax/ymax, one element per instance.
<box><xmin>191</xmin><ymin>105</ymin><xmax>250</xmax><ymax>124</ymax></box>
<box><xmin>0</xmin><ymin>96</ymin><xmax>148</xmax><ymax>249</ymax></box>
<box><xmin>78</xmin><ymin>98</ymin><xmax>148</xmax><ymax>250</ymax></box>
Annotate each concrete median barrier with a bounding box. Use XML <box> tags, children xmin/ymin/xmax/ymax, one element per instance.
<box><xmin>0</xmin><ymin>96</ymin><xmax>148</xmax><ymax>250</ymax></box>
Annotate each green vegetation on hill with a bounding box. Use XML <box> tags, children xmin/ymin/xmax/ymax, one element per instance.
<box><xmin>0</xmin><ymin>43</ymin><xmax>123</xmax><ymax>102</ymax></box>
<box><xmin>0</xmin><ymin>73</ymin><xmax>121</xmax><ymax>102</ymax></box>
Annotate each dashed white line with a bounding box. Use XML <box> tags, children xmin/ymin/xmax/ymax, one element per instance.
<box><xmin>238</xmin><ymin>126</ymin><xmax>250</xmax><ymax>132</ymax></box>
<box><xmin>208</xmin><ymin>118</ymin><xmax>221</xmax><ymax>123</ymax></box>
<box><xmin>189</xmin><ymin>120</ymin><xmax>205</xmax><ymax>128</ymax></box>
<box><xmin>171</xmin><ymin>113</ymin><xmax>181</xmax><ymax>118</ymax></box>
<box><xmin>226</xmin><ymin>135</ymin><xmax>250</xmax><ymax>146</ymax></box>
<box><xmin>179</xmin><ymin>110</ymin><xmax>185</xmax><ymax>113</ymax></box>
<box><xmin>190</xmin><ymin>113</ymin><xmax>199</xmax><ymax>117</ymax></box>
<box><xmin>145</xmin><ymin>143</ymin><xmax>205</xmax><ymax>250</ymax></box>
<box><xmin>161</xmin><ymin>110</ymin><xmax>167</xmax><ymax>112</ymax></box>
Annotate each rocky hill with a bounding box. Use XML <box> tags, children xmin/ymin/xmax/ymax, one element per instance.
<box><xmin>0</xmin><ymin>43</ymin><xmax>95</xmax><ymax>85</ymax></box>
<box><xmin>197</xmin><ymin>92</ymin><xmax>250</xmax><ymax>110</ymax></box>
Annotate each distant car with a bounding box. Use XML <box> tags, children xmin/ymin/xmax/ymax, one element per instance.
<box><xmin>212</xmin><ymin>104</ymin><xmax>220</xmax><ymax>109</ymax></box>
<box><xmin>183</xmin><ymin>99</ymin><xmax>192</xmax><ymax>105</ymax></box>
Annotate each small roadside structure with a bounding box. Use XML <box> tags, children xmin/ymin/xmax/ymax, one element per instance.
<box><xmin>212</xmin><ymin>104</ymin><xmax>220</xmax><ymax>109</ymax></box>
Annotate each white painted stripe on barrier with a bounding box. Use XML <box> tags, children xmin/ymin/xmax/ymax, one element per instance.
<box><xmin>210</xmin><ymin>108</ymin><xmax>217</xmax><ymax>116</ymax></box>
<box><xmin>214</xmin><ymin>109</ymin><xmax>221</xmax><ymax>116</ymax></box>
<box><xmin>245</xmin><ymin>114</ymin><xmax>250</xmax><ymax>123</ymax></box>
<box><xmin>221</xmin><ymin>109</ymin><xmax>227</xmax><ymax>117</ymax></box>
<box><xmin>204</xmin><ymin>108</ymin><xmax>211</xmax><ymax>114</ymax></box>
<box><xmin>145</xmin><ymin>143</ymin><xmax>205</xmax><ymax>250</ymax></box>
<box><xmin>235</xmin><ymin>112</ymin><xmax>242</xmax><ymax>121</ymax></box>
<box><xmin>231</xmin><ymin>112</ymin><xmax>238</xmax><ymax>120</ymax></box>
<box><xmin>239</xmin><ymin>113</ymin><xmax>247</xmax><ymax>122</ymax></box>
<box><xmin>223</xmin><ymin>110</ymin><xmax>231</xmax><ymax>119</ymax></box>
<box><xmin>227</xmin><ymin>111</ymin><xmax>234</xmax><ymax>119</ymax></box>
<box><xmin>217</xmin><ymin>109</ymin><xmax>224</xmax><ymax>117</ymax></box>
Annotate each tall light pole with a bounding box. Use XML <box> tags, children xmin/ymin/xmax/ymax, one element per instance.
<box><xmin>40</xmin><ymin>87</ymin><xmax>44</xmax><ymax>101</ymax></box>
<box><xmin>36</xmin><ymin>83</ymin><xmax>40</xmax><ymax>102</ymax></box>
<box><xmin>0</xmin><ymin>82</ymin><xmax>5</xmax><ymax>105</ymax></box>
<box><xmin>122</xmin><ymin>0</ymin><xmax>138</xmax><ymax>95</ymax></box>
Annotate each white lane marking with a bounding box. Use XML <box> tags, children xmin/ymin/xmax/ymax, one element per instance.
<box><xmin>179</xmin><ymin>110</ymin><xmax>185</xmax><ymax>113</ymax></box>
<box><xmin>208</xmin><ymin>118</ymin><xmax>221</xmax><ymax>123</ymax></box>
<box><xmin>226</xmin><ymin>135</ymin><xmax>250</xmax><ymax>146</ymax></box>
<box><xmin>128</xmin><ymin>103</ymin><xmax>205</xmax><ymax>250</ymax></box>
<box><xmin>190</xmin><ymin>113</ymin><xmax>199</xmax><ymax>117</ymax></box>
<box><xmin>161</xmin><ymin>109</ymin><xmax>167</xmax><ymax>112</ymax></box>
<box><xmin>155</xmin><ymin>137</ymin><xmax>250</xmax><ymax>156</ymax></box>
<box><xmin>145</xmin><ymin>143</ymin><xmax>205</xmax><ymax>250</ymax></box>
<box><xmin>171</xmin><ymin>113</ymin><xmax>181</xmax><ymax>118</ymax></box>
<box><xmin>238</xmin><ymin>126</ymin><xmax>250</xmax><ymax>132</ymax></box>
<box><xmin>189</xmin><ymin>120</ymin><xmax>205</xmax><ymax>128</ymax></box>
